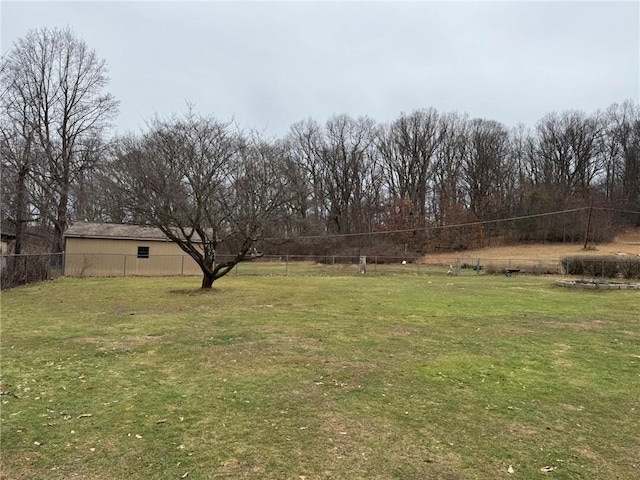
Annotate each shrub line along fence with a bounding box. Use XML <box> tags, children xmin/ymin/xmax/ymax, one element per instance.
<box><xmin>3</xmin><ymin>252</ymin><xmax>638</xmax><ymax>289</ymax></box>
<box><xmin>561</xmin><ymin>255</ymin><xmax>640</xmax><ymax>280</ymax></box>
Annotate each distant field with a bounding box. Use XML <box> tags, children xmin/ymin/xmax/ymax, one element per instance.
<box><xmin>418</xmin><ymin>228</ymin><xmax>640</xmax><ymax>276</ymax></box>
<box><xmin>1</xmin><ymin>275</ymin><xmax>639</xmax><ymax>479</ymax></box>
<box><xmin>425</xmin><ymin>228</ymin><xmax>640</xmax><ymax>264</ymax></box>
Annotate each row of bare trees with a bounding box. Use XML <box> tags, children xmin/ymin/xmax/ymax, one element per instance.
<box><xmin>280</xmin><ymin>105</ymin><xmax>639</xmax><ymax>250</ymax></box>
<box><xmin>1</xmin><ymin>27</ymin><xmax>118</xmax><ymax>255</ymax></box>
<box><xmin>2</xmin><ymin>28</ymin><xmax>640</xmax><ymax>278</ymax></box>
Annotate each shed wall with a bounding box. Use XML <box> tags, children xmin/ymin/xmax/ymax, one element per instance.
<box><xmin>64</xmin><ymin>238</ymin><xmax>202</xmax><ymax>277</ymax></box>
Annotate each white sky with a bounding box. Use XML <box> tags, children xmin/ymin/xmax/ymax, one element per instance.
<box><xmin>1</xmin><ymin>1</ymin><xmax>639</xmax><ymax>137</ymax></box>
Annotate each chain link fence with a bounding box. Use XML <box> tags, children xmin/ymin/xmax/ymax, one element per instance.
<box><xmin>1</xmin><ymin>253</ymin><xmax>64</xmax><ymax>289</ymax></box>
<box><xmin>50</xmin><ymin>252</ymin><xmax>569</xmax><ymax>278</ymax></box>
<box><xmin>4</xmin><ymin>252</ymin><xmax>637</xmax><ymax>289</ymax></box>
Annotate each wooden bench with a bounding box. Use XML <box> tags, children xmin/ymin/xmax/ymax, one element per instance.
<box><xmin>505</xmin><ymin>268</ymin><xmax>521</xmax><ymax>277</ymax></box>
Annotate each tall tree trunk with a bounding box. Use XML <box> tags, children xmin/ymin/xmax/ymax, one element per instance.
<box><xmin>53</xmin><ymin>189</ymin><xmax>69</xmax><ymax>253</ymax></box>
<box><xmin>201</xmin><ymin>273</ymin><xmax>215</xmax><ymax>289</ymax></box>
<box><xmin>14</xmin><ymin>168</ymin><xmax>29</xmax><ymax>255</ymax></box>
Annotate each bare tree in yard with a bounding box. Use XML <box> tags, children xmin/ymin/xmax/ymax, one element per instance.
<box><xmin>109</xmin><ymin>113</ymin><xmax>290</xmax><ymax>289</ymax></box>
<box><xmin>0</xmin><ymin>27</ymin><xmax>118</xmax><ymax>253</ymax></box>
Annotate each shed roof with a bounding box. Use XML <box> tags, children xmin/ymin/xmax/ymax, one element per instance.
<box><xmin>64</xmin><ymin>222</ymin><xmax>170</xmax><ymax>242</ymax></box>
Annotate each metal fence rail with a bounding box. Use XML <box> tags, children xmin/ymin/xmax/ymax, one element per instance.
<box><xmin>28</xmin><ymin>252</ymin><xmax>569</xmax><ymax>278</ymax></box>
<box><xmin>3</xmin><ymin>252</ymin><xmax>637</xmax><ymax>289</ymax></box>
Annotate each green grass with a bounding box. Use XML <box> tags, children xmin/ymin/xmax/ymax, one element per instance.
<box><xmin>1</xmin><ymin>274</ymin><xmax>639</xmax><ymax>479</ymax></box>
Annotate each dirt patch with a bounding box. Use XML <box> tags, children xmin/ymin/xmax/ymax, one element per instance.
<box><xmin>388</xmin><ymin>326</ymin><xmax>417</xmax><ymax>337</ymax></box>
<box><xmin>218</xmin><ymin>457</ymin><xmax>266</xmax><ymax>477</ymax></box>
<box><xmin>169</xmin><ymin>288</ymin><xmax>222</xmax><ymax>295</ymax></box>
<box><xmin>76</xmin><ymin>335</ymin><xmax>162</xmax><ymax>351</ymax></box>
<box><xmin>506</xmin><ymin>421</ymin><xmax>538</xmax><ymax>436</ymax></box>
<box><xmin>555</xmin><ymin>279</ymin><xmax>640</xmax><ymax>290</ymax></box>
<box><xmin>573</xmin><ymin>445</ymin><xmax>599</xmax><ymax>460</ymax></box>
<box><xmin>547</xmin><ymin>320</ymin><xmax>607</xmax><ymax>331</ymax></box>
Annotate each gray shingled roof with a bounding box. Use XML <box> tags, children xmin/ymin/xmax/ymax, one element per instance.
<box><xmin>64</xmin><ymin>222</ymin><xmax>170</xmax><ymax>241</ymax></box>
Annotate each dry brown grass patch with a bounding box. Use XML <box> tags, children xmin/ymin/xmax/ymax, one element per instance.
<box><xmin>423</xmin><ymin>228</ymin><xmax>640</xmax><ymax>264</ymax></box>
<box><xmin>547</xmin><ymin>320</ymin><xmax>608</xmax><ymax>331</ymax></box>
<box><xmin>76</xmin><ymin>335</ymin><xmax>162</xmax><ymax>352</ymax></box>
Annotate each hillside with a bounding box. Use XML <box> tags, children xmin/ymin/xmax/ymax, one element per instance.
<box><xmin>424</xmin><ymin>228</ymin><xmax>640</xmax><ymax>263</ymax></box>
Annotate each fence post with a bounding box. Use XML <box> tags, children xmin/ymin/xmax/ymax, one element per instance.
<box><xmin>477</xmin><ymin>258</ymin><xmax>480</xmax><ymax>275</ymax></box>
<box><xmin>123</xmin><ymin>255</ymin><xmax>127</xmax><ymax>277</ymax></box>
<box><xmin>286</xmin><ymin>255</ymin><xmax>289</xmax><ymax>276</ymax></box>
<box><xmin>456</xmin><ymin>258</ymin><xmax>460</xmax><ymax>276</ymax></box>
<box><xmin>359</xmin><ymin>256</ymin><xmax>366</xmax><ymax>274</ymax></box>
<box><xmin>181</xmin><ymin>256</ymin><xmax>185</xmax><ymax>276</ymax></box>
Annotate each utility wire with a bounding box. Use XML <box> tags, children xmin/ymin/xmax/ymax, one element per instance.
<box><xmin>266</xmin><ymin>206</ymin><xmax>602</xmax><ymax>241</ymax></box>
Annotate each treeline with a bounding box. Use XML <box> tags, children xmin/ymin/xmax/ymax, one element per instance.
<box><xmin>2</xmin><ymin>27</ymin><xmax>639</xmax><ymax>258</ymax></box>
<box><xmin>272</xmin><ymin>106</ymin><xmax>640</xmax><ymax>254</ymax></box>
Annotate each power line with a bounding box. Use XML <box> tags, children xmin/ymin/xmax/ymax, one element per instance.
<box><xmin>267</xmin><ymin>207</ymin><xmax>595</xmax><ymax>242</ymax></box>
<box><xmin>593</xmin><ymin>207</ymin><xmax>640</xmax><ymax>215</ymax></box>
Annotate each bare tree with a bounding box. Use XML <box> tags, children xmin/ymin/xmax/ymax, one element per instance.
<box><xmin>0</xmin><ymin>116</ymin><xmax>37</xmax><ymax>254</ymax></box>
<box><xmin>462</xmin><ymin>118</ymin><xmax>511</xmax><ymax>222</ymax></box>
<box><xmin>431</xmin><ymin>112</ymin><xmax>468</xmax><ymax>224</ymax></box>
<box><xmin>378</xmin><ymin>108</ymin><xmax>440</xmax><ymax>222</ymax></box>
<box><xmin>285</xmin><ymin>119</ymin><xmax>326</xmax><ymax>235</ymax></box>
<box><xmin>320</xmin><ymin>114</ymin><xmax>378</xmax><ymax>234</ymax></box>
<box><xmin>604</xmin><ymin>101</ymin><xmax>640</xmax><ymax>212</ymax></box>
<box><xmin>531</xmin><ymin>111</ymin><xmax>602</xmax><ymax>200</ymax></box>
<box><xmin>0</xmin><ymin>27</ymin><xmax>118</xmax><ymax>252</ymax></box>
<box><xmin>108</xmin><ymin>112</ymin><xmax>290</xmax><ymax>288</ymax></box>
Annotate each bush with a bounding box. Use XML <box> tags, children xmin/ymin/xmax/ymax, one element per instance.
<box><xmin>561</xmin><ymin>255</ymin><xmax>640</xmax><ymax>279</ymax></box>
<box><xmin>618</xmin><ymin>257</ymin><xmax>640</xmax><ymax>279</ymax></box>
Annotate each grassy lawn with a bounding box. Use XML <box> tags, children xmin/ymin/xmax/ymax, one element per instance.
<box><xmin>1</xmin><ymin>274</ymin><xmax>639</xmax><ymax>479</ymax></box>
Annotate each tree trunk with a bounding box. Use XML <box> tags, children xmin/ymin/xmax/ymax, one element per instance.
<box><xmin>201</xmin><ymin>273</ymin><xmax>215</xmax><ymax>289</ymax></box>
<box><xmin>53</xmin><ymin>188</ymin><xmax>69</xmax><ymax>253</ymax></box>
<box><xmin>14</xmin><ymin>168</ymin><xmax>28</xmax><ymax>255</ymax></box>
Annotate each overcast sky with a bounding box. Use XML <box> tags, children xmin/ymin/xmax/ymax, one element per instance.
<box><xmin>1</xmin><ymin>1</ymin><xmax>639</xmax><ymax>137</ymax></box>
